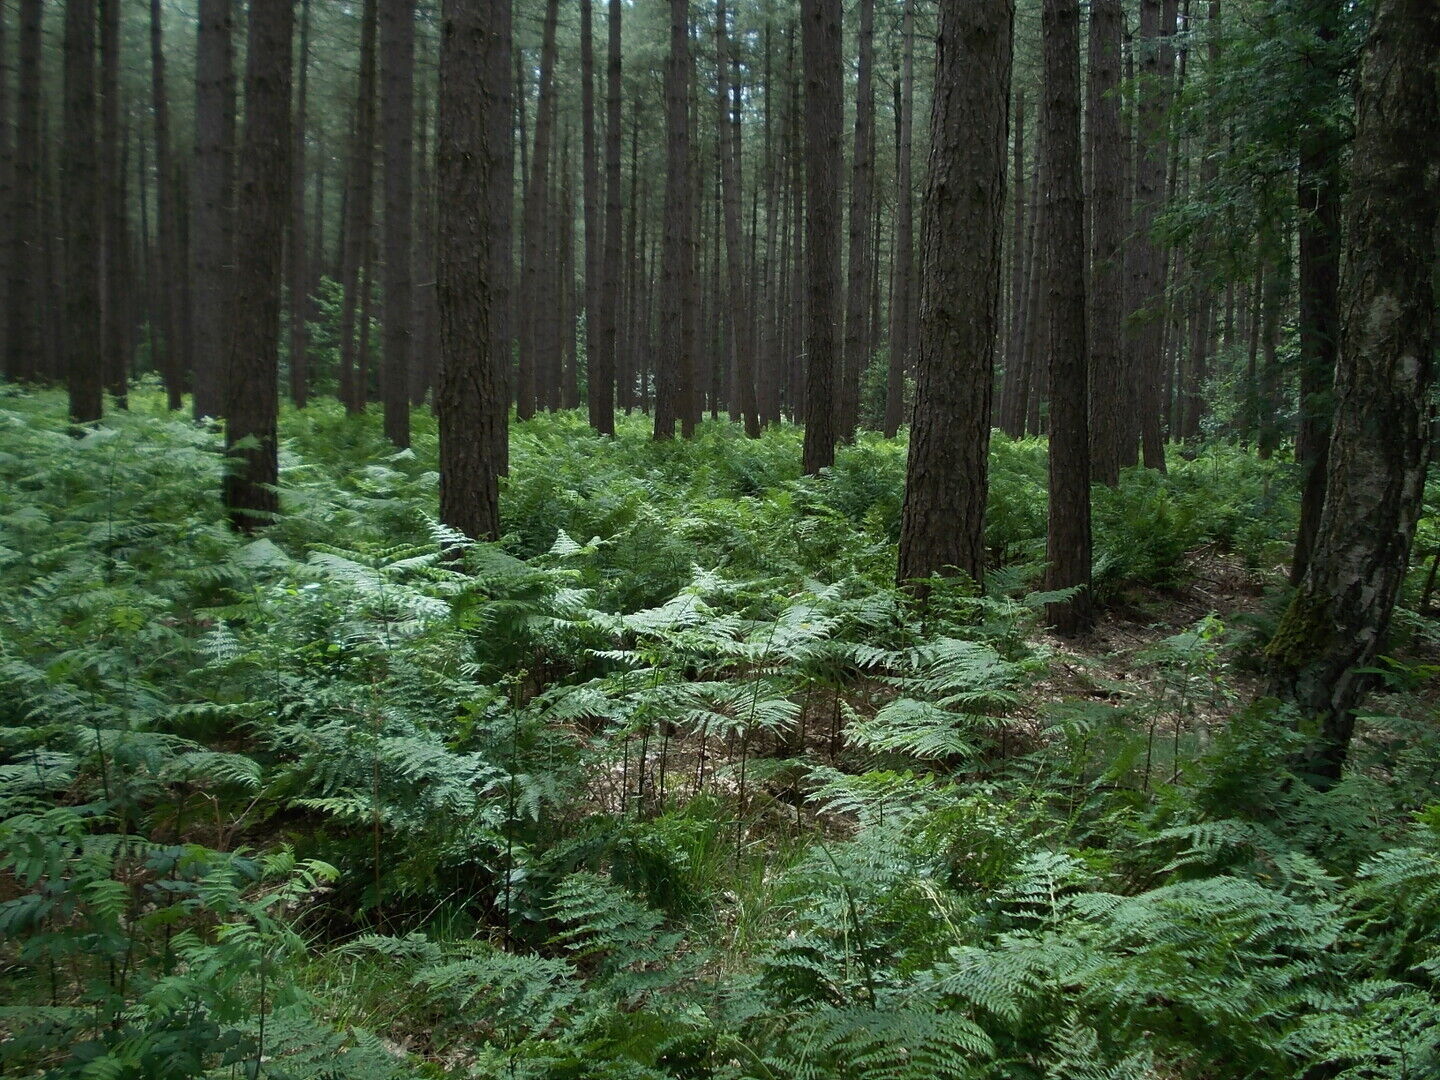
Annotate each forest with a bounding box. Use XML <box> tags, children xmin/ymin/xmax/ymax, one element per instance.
<box><xmin>2</xmin><ymin>0</ymin><xmax>1439</xmax><ymax>1075</ymax></box>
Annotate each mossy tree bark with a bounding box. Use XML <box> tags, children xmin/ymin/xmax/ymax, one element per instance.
<box><xmin>1268</xmin><ymin>0</ymin><xmax>1440</xmax><ymax>784</ymax></box>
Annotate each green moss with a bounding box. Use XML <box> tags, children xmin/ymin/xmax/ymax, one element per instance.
<box><xmin>1265</xmin><ymin>591</ymin><xmax>1335</xmax><ymax>673</ymax></box>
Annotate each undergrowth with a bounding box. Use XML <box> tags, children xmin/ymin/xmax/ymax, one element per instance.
<box><xmin>2</xmin><ymin>388</ymin><xmax>1435</xmax><ymax>1080</ymax></box>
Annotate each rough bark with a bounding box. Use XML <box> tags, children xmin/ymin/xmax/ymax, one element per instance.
<box><xmin>839</xmin><ymin>0</ymin><xmax>875</xmax><ymax>441</ymax></box>
<box><xmin>595</xmin><ymin>0</ymin><xmax>622</xmax><ymax>433</ymax></box>
<box><xmin>799</xmin><ymin>0</ymin><xmax>842</xmax><ymax>473</ymax></box>
<box><xmin>654</xmin><ymin>0</ymin><xmax>693</xmax><ymax>440</ymax></box>
<box><xmin>436</xmin><ymin>0</ymin><xmax>501</xmax><ymax>541</ymax></box>
<box><xmin>716</xmin><ymin>0</ymin><xmax>759</xmax><ymax>438</ymax></box>
<box><xmin>1291</xmin><ymin>0</ymin><xmax>1343</xmax><ymax>584</ymax></box>
<box><xmin>381</xmin><ymin>0</ymin><xmax>416</xmax><ymax>446</ymax></box>
<box><xmin>580</xmin><ymin>0</ymin><xmax>607</xmax><ymax>431</ymax></box>
<box><xmin>224</xmin><ymin>0</ymin><xmax>294</xmax><ymax>533</ymax></box>
<box><xmin>518</xmin><ymin>0</ymin><xmax>559</xmax><ymax>421</ymax></box>
<box><xmin>150</xmin><ymin>0</ymin><xmax>186</xmax><ymax>410</ymax></box>
<box><xmin>898</xmin><ymin>0</ymin><xmax>1013</xmax><ymax>589</ymax></box>
<box><xmin>192</xmin><ymin>0</ymin><xmax>235</xmax><ymax>418</ymax></box>
<box><xmin>1129</xmin><ymin>0</ymin><xmax>1168</xmax><ymax>471</ymax></box>
<box><xmin>100</xmin><ymin>0</ymin><xmax>128</xmax><ymax>406</ymax></box>
<box><xmin>1268</xmin><ymin>0</ymin><xmax>1440</xmax><ymax>783</ymax></box>
<box><xmin>289</xmin><ymin>0</ymin><xmax>312</xmax><ymax>408</ymax></box>
<box><xmin>339</xmin><ymin>0</ymin><xmax>378</xmax><ymax>413</ymax></box>
<box><xmin>1086</xmin><ymin>0</ymin><xmax>1124</xmax><ymax>485</ymax></box>
<box><xmin>883</xmin><ymin>0</ymin><xmax>915</xmax><ymax>438</ymax></box>
<box><xmin>1042</xmin><ymin>0</ymin><xmax>1093</xmax><ymax>634</ymax></box>
<box><xmin>63</xmin><ymin>0</ymin><xmax>102</xmax><ymax>422</ymax></box>
<box><xmin>4</xmin><ymin>0</ymin><xmax>41</xmax><ymax>384</ymax></box>
<box><xmin>483</xmin><ymin>0</ymin><xmax>511</xmax><ymax>474</ymax></box>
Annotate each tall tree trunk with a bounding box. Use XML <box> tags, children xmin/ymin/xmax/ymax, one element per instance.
<box><xmin>150</xmin><ymin>0</ymin><xmax>185</xmax><ymax>410</ymax></box>
<box><xmin>654</xmin><ymin>0</ymin><xmax>694</xmax><ymax>440</ymax></box>
<box><xmin>594</xmin><ymin>0</ymin><xmax>622</xmax><ymax>433</ymax></box>
<box><xmin>581</xmin><ymin>0</ymin><xmax>607</xmax><ymax>431</ymax></box>
<box><xmin>225</xmin><ymin>0</ymin><xmax>294</xmax><ymax>533</ymax></box>
<box><xmin>381</xmin><ymin>0</ymin><xmax>416</xmax><ymax>446</ymax></box>
<box><xmin>339</xmin><ymin>0</ymin><xmax>378</xmax><ymax>413</ymax></box>
<box><xmin>883</xmin><ymin>0</ymin><xmax>915</xmax><ymax>438</ymax></box>
<box><xmin>436</xmin><ymin>0</ymin><xmax>501</xmax><ymax>541</ymax></box>
<box><xmin>99</xmin><ymin>0</ymin><xmax>128</xmax><ymax>406</ymax></box>
<box><xmin>63</xmin><ymin>0</ymin><xmax>102</xmax><ymax>422</ymax></box>
<box><xmin>716</xmin><ymin>0</ymin><xmax>759</xmax><ymax>438</ymax></box>
<box><xmin>410</xmin><ymin>94</ymin><xmax>439</xmax><ymax>405</ymax></box>
<box><xmin>192</xmin><ymin>0</ymin><xmax>235</xmax><ymax>418</ymax></box>
<box><xmin>1129</xmin><ymin>0</ymin><xmax>1168</xmax><ymax>471</ymax></box>
<box><xmin>289</xmin><ymin>0</ymin><xmax>312</xmax><ymax>408</ymax></box>
<box><xmin>1000</xmin><ymin>88</ymin><xmax>1025</xmax><ymax>437</ymax></box>
<box><xmin>1291</xmin><ymin>0</ymin><xmax>1344</xmax><ymax>584</ymax></box>
<box><xmin>483</xmin><ymin>0</ymin><xmax>511</xmax><ymax>473</ymax></box>
<box><xmin>1042</xmin><ymin>0</ymin><xmax>1093</xmax><ymax>634</ymax></box>
<box><xmin>1268</xmin><ymin>0</ymin><xmax>1440</xmax><ymax>784</ymax></box>
<box><xmin>518</xmin><ymin>0</ymin><xmax>559</xmax><ymax>421</ymax></box>
<box><xmin>838</xmin><ymin>0</ymin><xmax>875</xmax><ymax>441</ymax></box>
<box><xmin>1086</xmin><ymin>0</ymin><xmax>1124</xmax><ymax>484</ymax></box>
<box><xmin>5</xmin><ymin>0</ymin><xmax>41</xmax><ymax>384</ymax></box>
<box><xmin>898</xmin><ymin>0</ymin><xmax>1013</xmax><ymax>588</ymax></box>
<box><xmin>800</xmin><ymin>0</ymin><xmax>842</xmax><ymax>473</ymax></box>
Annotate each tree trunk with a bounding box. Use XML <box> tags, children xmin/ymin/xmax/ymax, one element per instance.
<box><xmin>654</xmin><ymin>0</ymin><xmax>694</xmax><ymax>440</ymax></box>
<box><xmin>224</xmin><ymin>0</ymin><xmax>294</xmax><ymax>533</ymax></box>
<box><xmin>192</xmin><ymin>0</ymin><xmax>235</xmax><ymax>418</ymax></box>
<box><xmin>1042</xmin><ymin>0</ymin><xmax>1093</xmax><ymax>634</ymax></box>
<box><xmin>99</xmin><ymin>0</ymin><xmax>128</xmax><ymax>407</ymax></box>
<box><xmin>150</xmin><ymin>0</ymin><xmax>185</xmax><ymax>410</ymax></box>
<box><xmin>63</xmin><ymin>0</ymin><xmax>102</xmax><ymax>422</ymax></box>
<box><xmin>716</xmin><ymin>0</ymin><xmax>759</xmax><ymax>438</ymax></box>
<box><xmin>581</xmin><ymin>0</ymin><xmax>608</xmax><ymax>431</ymax></box>
<box><xmin>381</xmin><ymin>0</ymin><xmax>416</xmax><ymax>446</ymax></box>
<box><xmin>1129</xmin><ymin>0</ymin><xmax>1168</xmax><ymax>471</ymax></box>
<box><xmin>518</xmin><ymin>0</ymin><xmax>559</xmax><ymax>421</ymax></box>
<box><xmin>898</xmin><ymin>0</ymin><xmax>1013</xmax><ymax>589</ymax></box>
<box><xmin>289</xmin><ymin>0</ymin><xmax>312</xmax><ymax>408</ymax></box>
<box><xmin>5</xmin><ymin>0</ymin><xmax>41</xmax><ymax>384</ymax></box>
<box><xmin>594</xmin><ymin>0</ymin><xmax>622</xmax><ymax>433</ymax></box>
<box><xmin>883</xmin><ymin>0</ymin><xmax>915</xmax><ymax>439</ymax></box>
<box><xmin>1291</xmin><ymin>0</ymin><xmax>1344</xmax><ymax>584</ymax></box>
<box><xmin>1268</xmin><ymin>0</ymin><xmax>1440</xmax><ymax>784</ymax></box>
<box><xmin>436</xmin><ymin>0</ymin><xmax>501</xmax><ymax>541</ymax></box>
<box><xmin>1086</xmin><ymin>0</ymin><xmax>1124</xmax><ymax>485</ymax></box>
<box><xmin>339</xmin><ymin>0</ymin><xmax>378</xmax><ymax>413</ymax></box>
<box><xmin>483</xmin><ymin>0</ymin><xmax>511</xmax><ymax>474</ymax></box>
<box><xmin>800</xmin><ymin>0</ymin><xmax>842</xmax><ymax>473</ymax></box>
<box><xmin>839</xmin><ymin>0</ymin><xmax>875</xmax><ymax>441</ymax></box>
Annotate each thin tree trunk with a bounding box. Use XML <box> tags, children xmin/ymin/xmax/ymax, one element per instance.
<box><xmin>717</xmin><ymin>0</ymin><xmax>759</xmax><ymax>437</ymax></box>
<box><xmin>63</xmin><ymin>0</ymin><xmax>102</xmax><ymax>422</ymax></box>
<box><xmin>883</xmin><ymin>0</ymin><xmax>915</xmax><ymax>438</ymax></box>
<box><xmin>339</xmin><ymin>0</ymin><xmax>379</xmax><ymax>413</ymax></box>
<box><xmin>5</xmin><ymin>0</ymin><xmax>41</xmax><ymax>384</ymax></box>
<box><xmin>655</xmin><ymin>0</ymin><xmax>694</xmax><ymax>440</ymax></box>
<box><xmin>483</xmin><ymin>0</ymin><xmax>511</xmax><ymax>473</ymax></box>
<box><xmin>192</xmin><ymin>0</ymin><xmax>235</xmax><ymax>418</ymax></box>
<box><xmin>581</xmin><ymin>0</ymin><xmax>607</xmax><ymax>431</ymax></box>
<box><xmin>381</xmin><ymin>0</ymin><xmax>416</xmax><ymax>445</ymax></box>
<box><xmin>1129</xmin><ymin>0</ymin><xmax>1168</xmax><ymax>471</ymax></box>
<box><xmin>1087</xmin><ymin>0</ymin><xmax>1124</xmax><ymax>483</ymax></box>
<box><xmin>839</xmin><ymin>0</ymin><xmax>875</xmax><ymax>441</ymax></box>
<box><xmin>595</xmin><ymin>0</ymin><xmax>622</xmax><ymax>433</ymax></box>
<box><xmin>150</xmin><ymin>0</ymin><xmax>185</xmax><ymax>410</ymax></box>
<box><xmin>1043</xmin><ymin>0</ymin><xmax>1093</xmax><ymax>633</ymax></box>
<box><xmin>99</xmin><ymin>0</ymin><xmax>128</xmax><ymax>406</ymax></box>
<box><xmin>289</xmin><ymin>0</ymin><xmax>312</xmax><ymax>408</ymax></box>
<box><xmin>518</xmin><ymin>0</ymin><xmax>559</xmax><ymax>421</ymax></box>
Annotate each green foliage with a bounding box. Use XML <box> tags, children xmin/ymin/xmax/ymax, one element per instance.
<box><xmin>1</xmin><ymin>390</ymin><xmax>1436</xmax><ymax>1079</ymax></box>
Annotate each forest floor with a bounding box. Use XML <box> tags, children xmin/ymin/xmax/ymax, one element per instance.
<box><xmin>3</xmin><ymin>390</ymin><xmax>1439</xmax><ymax>1080</ymax></box>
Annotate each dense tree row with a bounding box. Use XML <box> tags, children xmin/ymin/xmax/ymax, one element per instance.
<box><xmin>0</xmin><ymin>0</ymin><xmax>1436</xmax><ymax>779</ymax></box>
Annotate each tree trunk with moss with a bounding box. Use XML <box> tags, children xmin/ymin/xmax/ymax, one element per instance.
<box><xmin>1268</xmin><ymin>0</ymin><xmax>1440</xmax><ymax>784</ymax></box>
